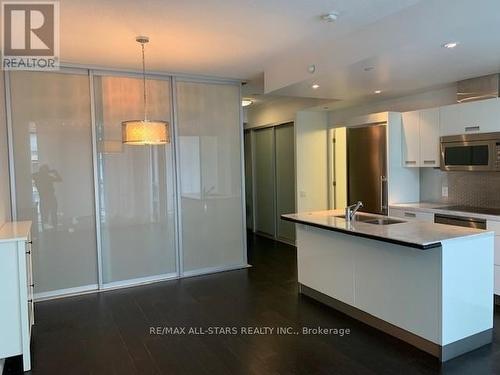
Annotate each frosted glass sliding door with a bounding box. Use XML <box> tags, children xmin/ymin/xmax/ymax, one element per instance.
<box><xmin>93</xmin><ymin>75</ymin><xmax>177</xmax><ymax>285</ymax></box>
<box><xmin>175</xmin><ymin>80</ymin><xmax>245</xmax><ymax>273</ymax></box>
<box><xmin>9</xmin><ymin>71</ymin><xmax>98</xmax><ymax>294</ymax></box>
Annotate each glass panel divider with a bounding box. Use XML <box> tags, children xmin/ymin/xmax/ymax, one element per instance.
<box><xmin>170</xmin><ymin>76</ymin><xmax>184</xmax><ymax>277</ymax></box>
<box><xmin>5</xmin><ymin>67</ymin><xmax>247</xmax><ymax>296</ymax></box>
<box><xmin>89</xmin><ymin>70</ymin><xmax>104</xmax><ymax>287</ymax></box>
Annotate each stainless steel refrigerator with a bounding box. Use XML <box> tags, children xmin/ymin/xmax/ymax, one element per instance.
<box><xmin>347</xmin><ymin>124</ymin><xmax>388</xmax><ymax>215</ymax></box>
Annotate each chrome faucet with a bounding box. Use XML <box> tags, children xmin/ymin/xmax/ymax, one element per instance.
<box><xmin>345</xmin><ymin>201</ymin><xmax>363</xmax><ymax>221</ymax></box>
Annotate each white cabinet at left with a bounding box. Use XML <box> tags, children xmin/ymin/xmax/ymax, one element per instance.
<box><xmin>0</xmin><ymin>221</ymin><xmax>33</xmax><ymax>372</ymax></box>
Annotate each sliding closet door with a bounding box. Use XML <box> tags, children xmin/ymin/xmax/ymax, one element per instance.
<box><xmin>243</xmin><ymin>130</ymin><xmax>253</xmax><ymax>230</ymax></box>
<box><xmin>253</xmin><ymin>127</ymin><xmax>275</xmax><ymax>237</ymax></box>
<box><xmin>176</xmin><ymin>80</ymin><xmax>245</xmax><ymax>273</ymax></box>
<box><xmin>93</xmin><ymin>75</ymin><xmax>176</xmax><ymax>285</ymax></box>
<box><xmin>9</xmin><ymin>71</ymin><xmax>98</xmax><ymax>295</ymax></box>
<box><xmin>275</xmin><ymin>123</ymin><xmax>295</xmax><ymax>243</ymax></box>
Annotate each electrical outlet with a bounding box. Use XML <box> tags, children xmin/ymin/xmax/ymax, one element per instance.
<box><xmin>442</xmin><ymin>186</ymin><xmax>448</xmax><ymax>198</ymax></box>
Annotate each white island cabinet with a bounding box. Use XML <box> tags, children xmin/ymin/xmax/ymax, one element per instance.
<box><xmin>282</xmin><ymin>211</ymin><xmax>494</xmax><ymax>362</ymax></box>
<box><xmin>389</xmin><ymin>203</ymin><xmax>500</xmax><ymax>298</ymax></box>
<box><xmin>0</xmin><ymin>221</ymin><xmax>33</xmax><ymax>372</ymax></box>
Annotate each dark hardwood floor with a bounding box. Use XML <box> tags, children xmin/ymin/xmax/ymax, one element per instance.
<box><xmin>4</xmin><ymin>233</ymin><xmax>500</xmax><ymax>375</ymax></box>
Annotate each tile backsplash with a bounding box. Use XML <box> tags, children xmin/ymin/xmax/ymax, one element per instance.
<box><xmin>420</xmin><ymin>168</ymin><xmax>500</xmax><ymax>207</ymax></box>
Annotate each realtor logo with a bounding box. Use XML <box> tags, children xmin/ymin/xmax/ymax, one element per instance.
<box><xmin>2</xmin><ymin>1</ymin><xmax>59</xmax><ymax>70</ymax></box>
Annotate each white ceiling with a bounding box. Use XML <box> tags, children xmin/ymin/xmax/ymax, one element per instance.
<box><xmin>55</xmin><ymin>0</ymin><xmax>500</xmax><ymax>103</ymax></box>
<box><xmin>59</xmin><ymin>0</ymin><xmax>418</xmax><ymax>76</ymax></box>
<box><xmin>264</xmin><ymin>0</ymin><xmax>500</xmax><ymax>101</ymax></box>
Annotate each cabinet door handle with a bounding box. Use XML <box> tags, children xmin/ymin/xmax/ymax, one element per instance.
<box><xmin>26</xmin><ymin>250</ymin><xmax>31</xmax><ymax>254</ymax></box>
<box><xmin>405</xmin><ymin>160</ymin><xmax>417</xmax><ymax>165</ymax></box>
<box><xmin>465</xmin><ymin>126</ymin><xmax>480</xmax><ymax>132</ymax></box>
<box><xmin>26</xmin><ymin>240</ymin><xmax>32</xmax><ymax>244</ymax></box>
<box><xmin>423</xmin><ymin>160</ymin><xmax>436</xmax><ymax>164</ymax></box>
<box><xmin>404</xmin><ymin>212</ymin><xmax>416</xmax><ymax>218</ymax></box>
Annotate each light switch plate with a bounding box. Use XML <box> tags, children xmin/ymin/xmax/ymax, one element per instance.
<box><xmin>442</xmin><ymin>186</ymin><xmax>448</xmax><ymax>198</ymax></box>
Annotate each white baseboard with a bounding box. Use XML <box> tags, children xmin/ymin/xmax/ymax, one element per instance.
<box><xmin>34</xmin><ymin>284</ymin><xmax>98</xmax><ymax>302</ymax></box>
<box><xmin>100</xmin><ymin>273</ymin><xmax>178</xmax><ymax>291</ymax></box>
<box><xmin>277</xmin><ymin>237</ymin><xmax>296</xmax><ymax>246</ymax></box>
<box><xmin>32</xmin><ymin>265</ymin><xmax>250</xmax><ymax>303</ymax></box>
<box><xmin>33</xmin><ymin>274</ymin><xmax>179</xmax><ymax>302</ymax></box>
<box><xmin>182</xmin><ymin>263</ymin><xmax>250</xmax><ymax>278</ymax></box>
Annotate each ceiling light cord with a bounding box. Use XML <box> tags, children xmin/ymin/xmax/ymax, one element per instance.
<box><xmin>141</xmin><ymin>41</ymin><xmax>148</xmax><ymax>121</ymax></box>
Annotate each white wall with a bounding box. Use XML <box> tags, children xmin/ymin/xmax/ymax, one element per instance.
<box><xmin>246</xmin><ymin>97</ymin><xmax>329</xmax><ymax>129</ymax></box>
<box><xmin>328</xmin><ymin>84</ymin><xmax>457</xmax><ymax>126</ymax></box>
<box><xmin>295</xmin><ymin>111</ymin><xmax>328</xmax><ymax>212</ymax></box>
<box><xmin>0</xmin><ymin>73</ymin><xmax>11</xmax><ymax>226</ymax></box>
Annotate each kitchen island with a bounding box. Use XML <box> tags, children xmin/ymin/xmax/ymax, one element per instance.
<box><xmin>282</xmin><ymin>210</ymin><xmax>495</xmax><ymax>361</ymax></box>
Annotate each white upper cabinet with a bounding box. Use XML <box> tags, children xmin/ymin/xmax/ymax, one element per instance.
<box><xmin>401</xmin><ymin>108</ymin><xmax>440</xmax><ymax>168</ymax></box>
<box><xmin>401</xmin><ymin>110</ymin><xmax>420</xmax><ymax>167</ymax></box>
<box><xmin>440</xmin><ymin>98</ymin><xmax>500</xmax><ymax>136</ymax></box>
<box><xmin>419</xmin><ymin>108</ymin><xmax>440</xmax><ymax>167</ymax></box>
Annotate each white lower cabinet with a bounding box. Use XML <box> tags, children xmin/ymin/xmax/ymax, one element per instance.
<box><xmin>389</xmin><ymin>208</ymin><xmax>434</xmax><ymax>222</ymax></box>
<box><xmin>487</xmin><ymin>220</ymin><xmax>500</xmax><ymax>296</ymax></box>
<box><xmin>495</xmin><ymin>266</ymin><xmax>500</xmax><ymax>297</ymax></box>
<box><xmin>0</xmin><ymin>222</ymin><xmax>33</xmax><ymax>372</ymax></box>
<box><xmin>495</xmin><ymin>237</ymin><xmax>500</xmax><ymax>268</ymax></box>
<box><xmin>389</xmin><ymin>211</ymin><xmax>500</xmax><ymax>297</ymax></box>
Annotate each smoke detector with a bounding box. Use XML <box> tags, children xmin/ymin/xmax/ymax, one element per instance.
<box><xmin>442</xmin><ymin>41</ymin><xmax>459</xmax><ymax>49</ymax></box>
<box><xmin>322</xmin><ymin>12</ymin><xmax>339</xmax><ymax>22</ymax></box>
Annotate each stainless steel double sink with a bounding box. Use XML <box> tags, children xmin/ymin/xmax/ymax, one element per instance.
<box><xmin>333</xmin><ymin>213</ymin><xmax>405</xmax><ymax>225</ymax></box>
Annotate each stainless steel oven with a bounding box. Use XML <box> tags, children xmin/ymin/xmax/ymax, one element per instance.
<box><xmin>440</xmin><ymin>132</ymin><xmax>500</xmax><ymax>171</ymax></box>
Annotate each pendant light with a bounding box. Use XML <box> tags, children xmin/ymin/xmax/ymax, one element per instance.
<box><xmin>122</xmin><ymin>36</ymin><xmax>170</xmax><ymax>145</ymax></box>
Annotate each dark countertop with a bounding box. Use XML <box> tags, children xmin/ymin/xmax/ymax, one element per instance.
<box><xmin>282</xmin><ymin>210</ymin><xmax>493</xmax><ymax>250</ymax></box>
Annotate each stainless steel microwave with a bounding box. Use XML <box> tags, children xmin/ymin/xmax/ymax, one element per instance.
<box><xmin>440</xmin><ymin>132</ymin><xmax>500</xmax><ymax>171</ymax></box>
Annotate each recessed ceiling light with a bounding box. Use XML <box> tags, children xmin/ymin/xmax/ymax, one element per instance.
<box><xmin>312</xmin><ymin>84</ymin><xmax>320</xmax><ymax>89</ymax></box>
<box><xmin>442</xmin><ymin>42</ymin><xmax>459</xmax><ymax>49</ymax></box>
<box><xmin>374</xmin><ymin>90</ymin><xmax>382</xmax><ymax>94</ymax></box>
<box><xmin>242</xmin><ymin>99</ymin><xmax>253</xmax><ymax>107</ymax></box>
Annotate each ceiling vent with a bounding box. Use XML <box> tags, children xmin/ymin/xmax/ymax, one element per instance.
<box><xmin>457</xmin><ymin>74</ymin><xmax>499</xmax><ymax>103</ymax></box>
